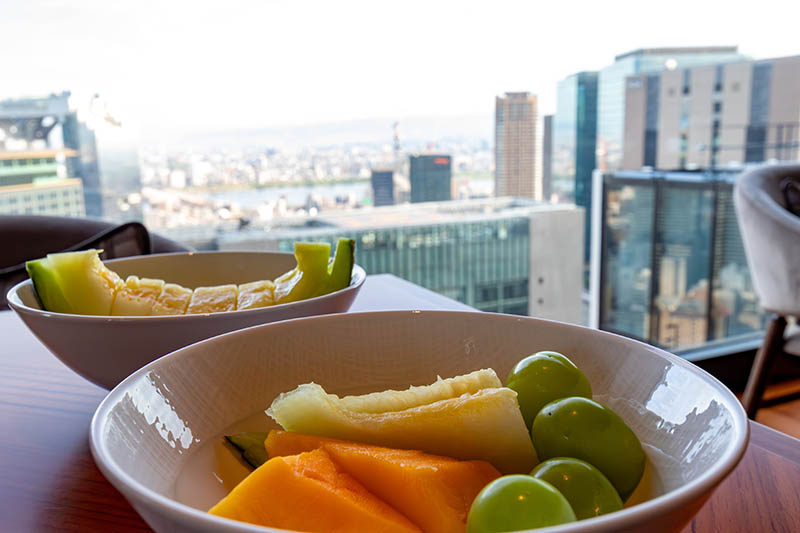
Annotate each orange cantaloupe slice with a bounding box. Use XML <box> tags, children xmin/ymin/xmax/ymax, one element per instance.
<box><xmin>266</xmin><ymin>429</ymin><xmax>350</xmax><ymax>457</ymax></box>
<box><xmin>209</xmin><ymin>448</ymin><xmax>420</xmax><ymax>533</ymax></box>
<box><xmin>266</xmin><ymin>430</ymin><xmax>501</xmax><ymax>533</ymax></box>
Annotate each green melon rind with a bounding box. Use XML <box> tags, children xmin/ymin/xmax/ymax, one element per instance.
<box><xmin>25</xmin><ymin>258</ymin><xmax>73</xmax><ymax>313</ymax></box>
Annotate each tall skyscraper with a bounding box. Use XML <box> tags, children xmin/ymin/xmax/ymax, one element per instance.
<box><xmin>542</xmin><ymin>115</ymin><xmax>553</xmax><ymax>202</ymax></box>
<box><xmin>623</xmin><ymin>55</ymin><xmax>800</xmax><ymax>170</ymax></box>
<box><xmin>553</xmin><ymin>72</ymin><xmax>599</xmax><ymax>271</ymax></box>
<box><xmin>0</xmin><ymin>91</ymin><xmax>103</xmax><ymax>217</ymax></box>
<box><xmin>409</xmin><ymin>154</ymin><xmax>451</xmax><ymax>203</ymax></box>
<box><xmin>495</xmin><ymin>92</ymin><xmax>538</xmax><ymax>199</ymax></box>
<box><xmin>370</xmin><ymin>168</ymin><xmax>395</xmax><ymax>207</ymax></box>
<box><xmin>596</xmin><ymin>47</ymin><xmax>746</xmax><ymax>173</ymax></box>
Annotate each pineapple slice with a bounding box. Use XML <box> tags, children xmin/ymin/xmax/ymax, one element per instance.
<box><xmin>237</xmin><ymin>280</ymin><xmax>276</xmax><ymax>310</ymax></box>
<box><xmin>110</xmin><ymin>276</ymin><xmax>164</xmax><ymax>316</ymax></box>
<box><xmin>152</xmin><ymin>283</ymin><xmax>193</xmax><ymax>315</ymax></box>
<box><xmin>186</xmin><ymin>284</ymin><xmax>238</xmax><ymax>314</ymax></box>
<box><xmin>267</xmin><ymin>371</ymin><xmax>537</xmax><ymax>474</ymax></box>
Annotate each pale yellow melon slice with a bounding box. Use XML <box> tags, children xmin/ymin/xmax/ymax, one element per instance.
<box><xmin>339</xmin><ymin>369</ymin><xmax>502</xmax><ymax>414</ymax></box>
<box><xmin>110</xmin><ymin>276</ymin><xmax>164</xmax><ymax>316</ymax></box>
<box><xmin>151</xmin><ymin>283</ymin><xmax>193</xmax><ymax>315</ymax></box>
<box><xmin>186</xmin><ymin>284</ymin><xmax>238</xmax><ymax>314</ymax></box>
<box><xmin>267</xmin><ymin>371</ymin><xmax>537</xmax><ymax>474</ymax></box>
<box><xmin>45</xmin><ymin>250</ymin><xmax>122</xmax><ymax>315</ymax></box>
<box><xmin>237</xmin><ymin>280</ymin><xmax>276</xmax><ymax>310</ymax></box>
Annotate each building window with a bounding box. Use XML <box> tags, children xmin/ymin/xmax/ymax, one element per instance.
<box><xmin>477</xmin><ymin>285</ymin><xmax>499</xmax><ymax>303</ymax></box>
<box><xmin>713</xmin><ymin>102</ymin><xmax>722</xmax><ymax>113</ymax></box>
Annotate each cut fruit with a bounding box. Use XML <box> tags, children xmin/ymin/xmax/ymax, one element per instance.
<box><xmin>25</xmin><ymin>239</ymin><xmax>356</xmax><ymax>316</ymax></box>
<box><xmin>237</xmin><ymin>280</ymin><xmax>275</xmax><ymax>310</ymax></box>
<box><xmin>209</xmin><ymin>449</ymin><xmax>420</xmax><ymax>533</ymax></box>
<box><xmin>151</xmin><ymin>283</ymin><xmax>192</xmax><ymax>315</ymax></box>
<box><xmin>25</xmin><ymin>258</ymin><xmax>73</xmax><ymax>314</ymax></box>
<box><xmin>320</xmin><ymin>237</ymin><xmax>355</xmax><ymax>296</ymax></box>
<box><xmin>273</xmin><ymin>242</ymin><xmax>331</xmax><ymax>304</ymax></box>
<box><xmin>265</xmin><ymin>430</ymin><xmax>501</xmax><ymax>533</ymax></box>
<box><xmin>226</xmin><ymin>432</ymin><xmax>269</xmax><ymax>469</ymax></box>
<box><xmin>266</xmin><ymin>430</ymin><xmax>347</xmax><ymax>458</ymax></box>
<box><xmin>110</xmin><ymin>276</ymin><xmax>164</xmax><ymax>316</ymax></box>
<box><xmin>338</xmin><ymin>369</ymin><xmax>502</xmax><ymax>414</ymax></box>
<box><xmin>186</xmin><ymin>285</ymin><xmax>238</xmax><ymax>314</ymax></box>
<box><xmin>267</xmin><ymin>372</ymin><xmax>537</xmax><ymax>474</ymax></box>
<box><xmin>43</xmin><ymin>250</ymin><xmax>122</xmax><ymax>315</ymax></box>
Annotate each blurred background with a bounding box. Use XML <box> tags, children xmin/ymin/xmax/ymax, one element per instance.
<box><xmin>2</xmin><ymin>0</ymin><xmax>799</xmax><ymax>362</ymax></box>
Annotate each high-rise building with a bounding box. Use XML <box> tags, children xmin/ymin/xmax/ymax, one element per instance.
<box><xmin>553</xmin><ymin>72</ymin><xmax>599</xmax><ymax>271</ymax></box>
<box><xmin>623</xmin><ymin>55</ymin><xmax>800</xmax><ymax>170</ymax></box>
<box><xmin>0</xmin><ymin>150</ymin><xmax>85</xmax><ymax>217</ymax></box>
<box><xmin>0</xmin><ymin>92</ymin><xmax>103</xmax><ymax>217</ymax></box>
<box><xmin>591</xmin><ymin>167</ymin><xmax>766</xmax><ymax>352</ymax></box>
<box><xmin>217</xmin><ymin>197</ymin><xmax>584</xmax><ymax>324</ymax></box>
<box><xmin>542</xmin><ymin>115</ymin><xmax>553</xmax><ymax>202</ymax></box>
<box><xmin>495</xmin><ymin>92</ymin><xmax>539</xmax><ymax>199</ymax></box>
<box><xmin>409</xmin><ymin>154</ymin><xmax>451</xmax><ymax>203</ymax></box>
<box><xmin>596</xmin><ymin>47</ymin><xmax>747</xmax><ymax>173</ymax></box>
<box><xmin>370</xmin><ymin>168</ymin><xmax>395</xmax><ymax>207</ymax></box>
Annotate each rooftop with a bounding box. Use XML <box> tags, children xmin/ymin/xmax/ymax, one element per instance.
<box><xmin>615</xmin><ymin>46</ymin><xmax>739</xmax><ymax>62</ymax></box>
<box><xmin>0</xmin><ymin>149</ymin><xmax>79</xmax><ymax>160</ymax></box>
<box><xmin>0</xmin><ymin>92</ymin><xmax>72</xmax><ymax>119</ymax></box>
<box><xmin>226</xmin><ymin>198</ymin><xmax>581</xmax><ymax>244</ymax></box>
<box><xmin>0</xmin><ymin>178</ymin><xmax>82</xmax><ymax>194</ymax></box>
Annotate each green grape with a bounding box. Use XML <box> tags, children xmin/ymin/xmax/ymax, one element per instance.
<box><xmin>531</xmin><ymin>457</ymin><xmax>623</xmax><ymax>520</ymax></box>
<box><xmin>531</xmin><ymin>397</ymin><xmax>645</xmax><ymax>501</ymax></box>
<box><xmin>466</xmin><ymin>475</ymin><xmax>576</xmax><ymax>533</ymax></box>
<box><xmin>506</xmin><ymin>351</ymin><xmax>592</xmax><ymax>429</ymax></box>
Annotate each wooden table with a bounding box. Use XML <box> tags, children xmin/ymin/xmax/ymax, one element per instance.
<box><xmin>1</xmin><ymin>274</ymin><xmax>798</xmax><ymax>532</ymax></box>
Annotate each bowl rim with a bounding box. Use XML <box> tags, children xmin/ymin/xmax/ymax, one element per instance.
<box><xmin>89</xmin><ymin>310</ymin><xmax>750</xmax><ymax>533</ymax></box>
<box><xmin>6</xmin><ymin>250</ymin><xmax>366</xmax><ymax>322</ymax></box>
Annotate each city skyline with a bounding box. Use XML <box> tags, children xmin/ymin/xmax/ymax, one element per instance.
<box><xmin>3</xmin><ymin>0</ymin><xmax>800</xmax><ymax>147</ymax></box>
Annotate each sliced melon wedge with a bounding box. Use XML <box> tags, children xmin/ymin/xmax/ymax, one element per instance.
<box><xmin>151</xmin><ymin>283</ymin><xmax>193</xmax><ymax>315</ymax></box>
<box><xmin>237</xmin><ymin>280</ymin><xmax>275</xmax><ymax>310</ymax></box>
<box><xmin>267</xmin><ymin>370</ymin><xmax>537</xmax><ymax>474</ymax></box>
<box><xmin>44</xmin><ymin>250</ymin><xmax>122</xmax><ymax>315</ymax></box>
<box><xmin>26</xmin><ymin>239</ymin><xmax>356</xmax><ymax>316</ymax></box>
<box><xmin>26</xmin><ymin>258</ymin><xmax>73</xmax><ymax>314</ymax></box>
<box><xmin>111</xmin><ymin>276</ymin><xmax>164</xmax><ymax>316</ymax></box>
<box><xmin>186</xmin><ymin>285</ymin><xmax>238</xmax><ymax>314</ymax></box>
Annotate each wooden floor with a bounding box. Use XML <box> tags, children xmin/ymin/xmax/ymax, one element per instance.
<box><xmin>753</xmin><ymin>379</ymin><xmax>800</xmax><ymax>439</ymax></box>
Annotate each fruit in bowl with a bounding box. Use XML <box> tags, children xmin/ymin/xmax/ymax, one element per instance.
<box><xmin>89</xmin><ymin>311</ymin><xmax>749</xmax><ymax>533</ymax></box>
<box><xmin>214</xmin><ymin>352</ymin><xmax>644</xmax><ymax>532</ymax></box>
<box><xmin>7</xmin><ymin>241</ymin><xmax>366</xmax><ymax>389</ymax></box>
<box><xmin>26</xmin><ymin>238</ymin><xmax>355</xmax><ymax>315</ymax></box>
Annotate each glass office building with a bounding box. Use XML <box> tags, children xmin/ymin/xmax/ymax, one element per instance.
<box><xmin>597</xmin><ymin>169</ymin><xmax>766</xmax><ymax>352</ymax></box>
<box><xmin>0</xmin><ymin>91</ymin><xmax>104</xmax><ymax>217</ymax></box>
<box><xmin>553</xmin><ymin>71</ymin><xmax>598</xmax><ymax>272</ymax></box>
<box><xmin>597</xmin><ymin>47</ymin><xmax>746</xmax><ymax>173</ymax></box>
<box><xmin>409</xmin><ymin>154</ymin><xmax>451</xmax><ymax>203</ymax></box>
<box><xmin>370</xmin><ymin>169</ymin><xmax>394</xmax><ymax>207</ymax></box>
<box><xmin>272</xmin><ymin>217</ymin><xmax>531</xmax><ymax>314</ymax></box>
<box><xmin>216</xmin><ymin>198</ymin><xmax>585</xmax><ymax>322</ymax></box>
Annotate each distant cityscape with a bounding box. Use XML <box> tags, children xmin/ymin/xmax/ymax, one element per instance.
<box><xmin>1</xmin><ymin>46</ymin><xmax>799</xmax><ymax>353</ymax></box>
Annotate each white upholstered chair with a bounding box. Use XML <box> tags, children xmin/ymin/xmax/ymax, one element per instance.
<box><xmin>734</xmin><ymin>164</ymin><xmax>800</xmax><ymax>418</ymax></box>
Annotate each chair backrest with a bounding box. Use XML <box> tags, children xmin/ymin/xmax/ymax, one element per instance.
<box><xmin>0</xmin><ymin>215</ymin><xmax>190</xmax><ymax>308</ymax></box>
<box><xmin>734</xmin><ymin>164</ymin><xmax>800</xmax><ymax>316</ymax></box>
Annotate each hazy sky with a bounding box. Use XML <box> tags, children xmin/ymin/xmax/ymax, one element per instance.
<box><xmin>3</xmin><ymin>0</ymin><xmax>800</xmax><ymax>143</ymax></box>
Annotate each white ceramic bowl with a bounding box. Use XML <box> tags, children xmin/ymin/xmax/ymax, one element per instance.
<box><xmin>7</xmin><ymin>251</ymin><xmax>366</xmax><ymax>389</ymax></box>
<box><xmin>90</xmin><ymin>310</ymin><xmax>748</xmax><ymax>533</ymax></box>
